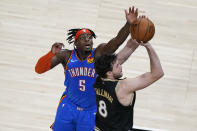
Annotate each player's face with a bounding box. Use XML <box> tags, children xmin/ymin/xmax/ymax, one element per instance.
<box><xmin>112</xmin><ymin>59</ymin><xmax>122</xmax><ymax>79</ymax></box>
<box><xmin>75</xmin><ymin>33</ymin><xmax>93</xmax><ymax>52</ymax></box>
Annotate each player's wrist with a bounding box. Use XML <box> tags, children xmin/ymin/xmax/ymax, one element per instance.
<box><xmin>127</xmin><ymin>21</ymin><xmax>135</xmax><ymax>26</ymax></box>
<box><xmin>143</xmin><ymin>43</ymin><xmax>151</xmax><ymax>48</ymax></box>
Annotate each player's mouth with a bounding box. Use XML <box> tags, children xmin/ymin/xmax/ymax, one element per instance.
<box><xmin>85</xmin><ymin>45</ymin><xmax>92</xmax><ymax>49</ymax></box>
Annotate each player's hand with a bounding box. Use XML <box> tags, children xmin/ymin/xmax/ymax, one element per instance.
<box><xmin>51</xmin><ymin>42</ymin><xmax>64</xmax><ymax>55</ymax></box>
<box><xmin>139</xmin><ymin>15</ymin><xmax>146</xmax><ymax>19</ymax></box>
<box><xmin>125</xmin><ymin>6</ymin><xmax>138</xmax><ymax>24</ymax></box>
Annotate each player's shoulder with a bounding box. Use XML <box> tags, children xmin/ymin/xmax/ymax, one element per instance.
<box><xmin>94</xmin><ymin>43</ymin><xmax>107</xmax><ymax>57</ymax></box>
<box><xmin>59</xmin><ymin>49</ymin><xmax>72</xmax><ymax>56</ymax></box>
<box><xmin>117</xmin><ymin>78</ymin><xmax>130</xmax><ymax>90</ymax></box>
<box><xmin>96</xmin><ymin>43</ymin><xmax>107</xmax><ymax>49</ymax></box>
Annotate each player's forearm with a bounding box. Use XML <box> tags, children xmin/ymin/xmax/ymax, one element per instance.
<box><xmin>117</xmin><ymin>42</ymin><xmax>139</xmax><ymax>65</ymax></box>
<box><xmin>114</xmin><ymin>22</ymin><xmax>130</xmax><ymax>46</ymax></box>
<box><xmin>35</xmin><ymin>51</ymin><xmax>55</xmax><ymax>74</ymax></box>
<box><xmin>145</xmin><ymin>44</ymin><xmax>164</xmax><ymax>78</ymax></box>
<box><xmin>99</xmin><ymin>22</ymin><xmax>131</xmax><ymax>55</ymax></box>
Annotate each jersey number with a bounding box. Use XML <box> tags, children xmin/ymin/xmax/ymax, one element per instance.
<box><xmin>98</xmin><ymin>100</ymin><xmax>108</xmax><ymax>118</ymax></box>
<box><xmin>79</xmin><ymin>80</ymin><xmax>86</xmax><ymax>91</ymax></box>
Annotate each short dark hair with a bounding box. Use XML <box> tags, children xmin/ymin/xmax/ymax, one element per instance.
<box><xmin>66</xmin><ymin>28</ymin><xmax>96</xmax><ymax>44</ymax></box>
<box><xmin>94</xmin><ymin>54</ymin><xmax>117</xmax><ymax>78</ymax></box>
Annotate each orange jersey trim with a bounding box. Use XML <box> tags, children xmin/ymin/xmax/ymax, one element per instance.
<box><xmin>50</xmin><ymin>93</ymin><xmax>67</xmax><ymax>130</ymax></box>
<box><xmin>57</xmin><ymin>94</ymin><xmax>67</xmax><ymax>108</ymax></box>
<box><xmin>35</xmin><ymin>51</ymin><xmax>55</xmax><ymax>74</ymax></box>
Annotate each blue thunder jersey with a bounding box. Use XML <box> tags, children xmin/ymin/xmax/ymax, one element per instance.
<box><xmin>64</xmin><ymin>48</ymin><xmax>97</xmax><ymax>109</ymax></box>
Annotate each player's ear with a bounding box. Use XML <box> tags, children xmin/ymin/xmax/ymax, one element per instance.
<box><xmin>74</xmin><ymin>40</ymin><xmax>77</xmax><ymax>45</ymax></box>
<box><xmin>106</xmin><ymin>71</ymin><xmax>112</xmax><ymax>77</ymax></box>
<box><xmin>74</xmin><ymin>40</ymin><xmax>79</xmax><ymax>48</ymax></box>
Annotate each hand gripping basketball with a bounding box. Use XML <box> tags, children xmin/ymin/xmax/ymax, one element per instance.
<box><xmin>130</xmin><ymin>16</ymin><xmax>155</xmax><ymax>43</ymax></box>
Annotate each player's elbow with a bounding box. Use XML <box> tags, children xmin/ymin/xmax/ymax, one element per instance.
<box><xmin>152</xmin><ymin>70</ymin><xmax>164</xmax><ymax>80</ymax></box>
<box><xmin>157</xmin><ymin>71</ymin><xmax>164</xmax><ymax>79</ymax></box>
<box><xmin>158</xmin><ymin>68</ymin><xmax>164</xmax><ymax>78</ymax></box>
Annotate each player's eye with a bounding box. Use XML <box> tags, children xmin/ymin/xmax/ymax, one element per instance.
<box><xmin>79</xmin><ymin>37</ymin><xmax>85</xmax><ymax>40</ymax></box>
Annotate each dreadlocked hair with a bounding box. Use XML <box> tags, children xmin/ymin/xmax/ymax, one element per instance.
<box><xmin>66</xmin><ymin>28</ymin><xmax>96</xmax><ymax>44</ymax></box>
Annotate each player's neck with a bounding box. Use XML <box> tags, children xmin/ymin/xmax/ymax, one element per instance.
<box><xmin>101</xmin><ymin>77</ymin><xmax>118</xmax><ymax>82</ymax></box>
<box><xmin>75</xmin><ymin>49</ymin><xmax>91</xmax><ymax>61</ymax></box>
<box><xmin>106</xmin><ymin>75</ymin><xmax>116</xmax><ymax>81</ymax></box>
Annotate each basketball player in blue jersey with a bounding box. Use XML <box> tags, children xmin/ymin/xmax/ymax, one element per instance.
<box><xmin>35</xmin><ymin>6</ymin><xmax>138</xmax><ymax>131</ymax></box>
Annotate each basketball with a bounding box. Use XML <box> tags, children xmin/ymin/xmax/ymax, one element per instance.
<box><xmin>130</xmin><ymin>17</ymin><xmax>155</xmax><ymax>43</ymax></box>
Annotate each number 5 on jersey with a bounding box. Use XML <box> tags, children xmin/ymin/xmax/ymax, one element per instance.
<box><xmin>79</xmin><ymin>80</ymin><xmax>86</xmax><ymax>91</ymax></box>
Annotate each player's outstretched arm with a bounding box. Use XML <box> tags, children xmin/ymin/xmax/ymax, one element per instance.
<box><xmin>35</xmin><ymin>42</ymin><xmax>67</xmax><ymax>74</ymax></box>
<box><xmin>117</xmin><ymin>38</ymin><xmax>139</xmax><ymax>65</ymax></box>
<box><xmin>124</xmin><ymin>43</ymin><xmax>164</xmax><ymax>92</ymax></box>
<box><xmin>94</xmin><ymin>6</ymin><xmax>138</xmax><ymax>57</ymax></box>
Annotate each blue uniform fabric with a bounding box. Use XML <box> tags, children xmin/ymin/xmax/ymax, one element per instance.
<box><xmin>64</xmin><ymin>48</ymin><xmax>97</xmax><ymax>108</ymax></box>
<box><xmin>51</xmin><ymin>49</ymin><xmax>97</xmax><ymax>131</ymax></box>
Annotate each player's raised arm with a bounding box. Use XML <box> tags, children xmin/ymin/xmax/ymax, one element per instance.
<box><xmin>94</xmin><ymin>6</ymin><xmax>138</xmax><ymax>57</ymax></box>
<box><xmin>35</xmin><ymin>42</ymin><xmax>69</xmax><ymax>74</ymax></box>
<box><xmin>124</xmin><ymin>42</ymin><xmax>164</xmax><ymax>92</ymax></box>
<box><xmin>117</xmin><ymin>38</ymin><xmax>139</xmax><ymax>65</ymax></box>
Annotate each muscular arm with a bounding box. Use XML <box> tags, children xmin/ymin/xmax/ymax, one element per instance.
<box><xmin>94</xmin><ymin>22</ymin><xmax>130</xmax><ymax>57</ymax></box>
<box><xmin>117</xmin><ymin>38</ymin><xmax>139</xmax><ymax>65</ymax></box>
<box><xmin>35</xmin><ymin>51</ymin><xmax>55</xmax><ymax>74</ymax></box>
<box><xmin>35</xmin><ymin>50</ymin><xmax>70</xmax><ymax>74</ymax></box>
<box><xmin>94</xmin><ymin>6</ymin><xmax>138</xmax><ymax>57</ymax></box>
<box><xmin>124</xmin><ymin>43</ymin><xmax>164</xmax><ymax>93</ymax></box>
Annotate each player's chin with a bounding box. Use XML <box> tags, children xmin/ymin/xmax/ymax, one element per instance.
<box><xmin>119</xmin><ymin>72</ymin><xmax>123</xmax><ymax>76</ymax></box>
<box><xmin>115</xmin><ymin>74</ymin><xmax>123</xmax><ymax>79</ymax></box>
<box><xmin>120</xmin><ymin>73</ymin><xmax>123</xmax><ymax>78</ymax></box>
